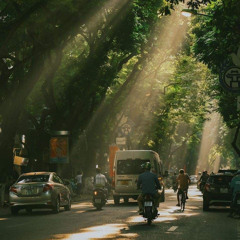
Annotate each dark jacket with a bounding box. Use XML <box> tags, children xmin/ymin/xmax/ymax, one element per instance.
<box><xmin>137</xmin><ymin>171</ymin><xmax>161</xmax><ymax>195</ymax></box>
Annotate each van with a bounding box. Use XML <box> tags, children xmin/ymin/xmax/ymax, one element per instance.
<box><xmin>112</xmin><ymin>150</ymin><xmax>165</xmax><ymax>205</ymax></box>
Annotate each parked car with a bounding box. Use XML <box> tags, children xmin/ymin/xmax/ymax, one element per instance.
<box><xmin>189</xmin><ymin>175</ymin><xmax>198</xmax><ymax>184</ymax></box>
<box><xmin>9</xmin><ymin>172</ymin><xmax>71</xmax><ymax>215</ymax></box>
<box><xmin>202</xmin><ymin>173</ymin><xmax>234</xmax><ymax>211</ymax></box>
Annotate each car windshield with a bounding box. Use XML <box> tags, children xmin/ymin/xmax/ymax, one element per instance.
<box><xmin>17</xmin><ymin>175</ymin><xmax>50</xmax><ymax>183</ymax></box>
<box><xmin>117</xmin><ymin>159</ymin><xmax>150</xmax><ymax>175</ymax></box>
<box><xmin>209</xmin><ymin>175</ymin><xmax>233</xmax><ymax>185</ymax></box>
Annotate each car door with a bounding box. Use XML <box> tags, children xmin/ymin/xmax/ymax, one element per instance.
<box><xmin>56</xmin><ymin>174</ymin><xmax>69</xmax><ymax>204</ymax></box>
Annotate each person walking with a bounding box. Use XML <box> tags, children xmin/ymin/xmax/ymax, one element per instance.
<box><xmin>75</xmin><ymin>170</ymin><xmax>83</xmax><ymax>196</ymax></box>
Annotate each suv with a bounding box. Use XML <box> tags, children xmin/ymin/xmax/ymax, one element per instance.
<box><xmin>203</xmin><ymin>173</ymin><xmax>234</xmax><ymax>211</ymax></box>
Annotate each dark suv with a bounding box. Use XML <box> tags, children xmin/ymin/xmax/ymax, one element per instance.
<box><xmin>203</xmin><ymin>173</ymin><xmax>234</xmax><ymax>211</ymax></box>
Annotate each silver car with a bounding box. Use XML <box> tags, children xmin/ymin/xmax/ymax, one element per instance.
<box><xmin>9</xmin><ymin>172</ymin><xmax>71</xmax><ymax>215</ymax></box>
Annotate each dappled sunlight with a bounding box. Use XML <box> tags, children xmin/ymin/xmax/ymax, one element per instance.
<box><xmin>52</xmin><ymin>224</ymin><xmax>129</xmax><ymax>240</ymax></box>
<box><xmin>127</xmin><ymin>201</ymin><xmax>200</xmax><ymax>224</ymax></box>
<box><xmin>0</xmin><ymin>218</ymin><xmax>7</xmax><ymax>221</ymax></box>
<box><xmin>197</xmin><ymin>112</ymin><xmax>221</xmax><ymax>173</ymax></box>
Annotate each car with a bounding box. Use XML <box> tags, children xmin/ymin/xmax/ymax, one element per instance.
<box><xmin>189</xmin><ymin>175</ymin><xmax>198</xmax><ymax>184</ymax></box>
<box><xmin>9</xmin><ymin>172</ymin><xmax>71</xmax><ymax>215</ymax></box>
<box><xmin>202</xmin><ymin>173</ymin><xmax>234</xmax><ymax>211</ymax></box>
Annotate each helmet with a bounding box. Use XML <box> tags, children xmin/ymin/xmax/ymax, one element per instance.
<box><xmin>179</xmin><ymin>169</ymin><xmax>184</xmax><ymax>174</ymax></box>
<box><xmin>141</xmin><ymin>162</ymin><xmax>151</xmax><ymax>170</ymax></box>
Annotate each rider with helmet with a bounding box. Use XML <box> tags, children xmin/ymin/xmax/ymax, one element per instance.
<box><xmin>176</xmin><ymin>169</ymin><xmax>190</xmax><ymax>206</ymax></box>
<box><xmin>137</xmin><ymin>162</ymin><xmax>161</xmax><ymax>215</ymax></box>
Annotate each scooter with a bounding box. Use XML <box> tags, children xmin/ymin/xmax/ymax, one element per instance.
<box><xmin>92</xmin><ymin>188</ymin><xmax>107</xmax><ymax>210</ymax></box>
<box><xmin>142</xmin><ymin>194</ymin><xmax>158</xmax><ymax>225</ymax></box>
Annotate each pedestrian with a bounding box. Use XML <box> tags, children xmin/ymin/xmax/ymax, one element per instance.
<box><xmin>75</xmin><ymin>170</ymin><xmax>83</xmax><ymax>196</ymax></box>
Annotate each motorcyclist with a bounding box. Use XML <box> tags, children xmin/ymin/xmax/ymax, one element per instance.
<box><xmin>176</xmin><ymin>169</ymin><xmax>190</xmax><ymax>206</ymax></box>
<box><xmin>229</xmin><ymin>170</ymin><xmax>240</xmax><ymax>217</ymax></box>
<box><xmin>137</xmin><ymin>162</ymin><xmax>161</xmax><ymax>215</ymax></box>
<box><xmin>94</xmin><ymin>168</ymin><xmax>108</xmax><ymax>197</ymax></box>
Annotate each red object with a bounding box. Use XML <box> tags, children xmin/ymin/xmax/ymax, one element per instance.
<box><xmin>9</xmin><ymin>186</ymin><xmax>17</xmax><ymax>194</ymax></box>
<box><xmin>109</xmin><ymin>145</ymin><xmax>119</xmax><ymax>178</ymax></box>
<box><xmin>112</xmin><ymin>170</ymin><xmax>115</xmax><ymax>188</ymax></box>
<box><xmin>43</xmin><ymin>184</ymin><xmax>53</xmax><ymax>192</ymax></box>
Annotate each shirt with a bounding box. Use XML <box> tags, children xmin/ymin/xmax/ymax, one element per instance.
<box><xmin>137</xmin><ymin>171</ymin><xmax>161</xmax><ymax>195</ymax></box>
<box><xmin>75</xmin><ymin>174</ymin><xmax>82</xmax><ymax>184</ymax></box>
<box><xmin>177</xmin><ymin>173</ymin><xmax>190</xmax><ymax>190</ymax></box>
<box><xmin>95</xmin><ymin>173</ymin><xmax>107</xmax><ymax>188</ymax></box>
<box><xmin>230</xmin><ymin>175</ymin><xmax>240</xmax><ymax>196</ymax></box>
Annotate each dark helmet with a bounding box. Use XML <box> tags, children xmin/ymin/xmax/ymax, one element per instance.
<box><xmin>141</xmin><ymin>162</ymin><xmax>151</xmax><ymax>170</ymax></box>
<box><xmin>96</xmin><ymin>167</ymin><xmax>101</xmax><ymax>174</ymax></box>
<box><xmin>179</xmin><ymin>169</ymin><xmax>184</xmax><ymax>174</ymax></box>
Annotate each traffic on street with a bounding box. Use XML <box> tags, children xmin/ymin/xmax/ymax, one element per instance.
<box><xmin>0</xmin><ymin>185</ymin><xmax>239</xmax><ymax>240</ymax></box>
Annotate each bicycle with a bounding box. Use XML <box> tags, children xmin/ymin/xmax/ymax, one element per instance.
<box><xmin>179</xmin><ymin>189</ymin><xmax>186</xmax><ymax>212</ymax></box>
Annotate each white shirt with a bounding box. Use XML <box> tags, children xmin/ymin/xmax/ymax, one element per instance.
<box><xmin>75</xmin><ymin>174</ymin><xmax>82</xmax><ymax>184</ymax></box>
<box><xmin>95</xmin><ymin>173</ymin><xmax>107</xmax><ymax>188</ymax></box>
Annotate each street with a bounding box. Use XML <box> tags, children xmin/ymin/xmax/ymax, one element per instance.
<box><xmin>0</xmin><ymin>185</ymin><xmax>239</xmax><ymax>240</ymax></box>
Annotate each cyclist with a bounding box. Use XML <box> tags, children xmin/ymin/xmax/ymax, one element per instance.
<box><xmin>137</xmin><ymin>162</ymin><xmax>161</xmax><ymax>215</ymax></box>
<box><xmin>176</xmin><ymin>169</ymin><xmax>190</xmax><ymax>206</ymax></box>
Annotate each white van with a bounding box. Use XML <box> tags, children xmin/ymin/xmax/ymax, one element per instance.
<box><xmin>112</xmin><ymin>150</ymin><xmax>165</xmax><ymax>205</ymax></box>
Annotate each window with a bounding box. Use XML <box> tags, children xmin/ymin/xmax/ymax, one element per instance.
<box><xmin>117</xmin><ymin>159</ymin><xmax>150</xmax><ymax>175</ymax></box>
<box><xmin>17</xmin><ymin>175</ymin><xmax>50</xmax><ymax>183</ymax></box>
<box><xmin>209</xmin><ymin>176</ymin><xmax>233</xmax><ymax>184</ymax></box>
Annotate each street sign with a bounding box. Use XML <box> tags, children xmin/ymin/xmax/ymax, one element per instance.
<box><xmin>121</xmin><ymin>123</ymin><xmax>132</xmax><ymax>136</ymax></box>
<box><xmin>219</xmin><ymin>66</ymin><xmax>240</xmax><ymax>92</ymax></box>
<box><xmin>116</xmin><ymin>137</ymin><xmax>126</xmax><ymax>145</ymax></box>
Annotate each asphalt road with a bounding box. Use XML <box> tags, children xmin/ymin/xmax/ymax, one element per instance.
<box><xmin>0</xmin><ymin>185</ymin><xmax>239</xmax><ymax>240</ymax></box>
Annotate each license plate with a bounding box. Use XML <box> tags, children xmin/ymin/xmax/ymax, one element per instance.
<box><xmin>144</xmin><ymin>201</ymin><xmax>152</xmax><ymax>207</ymax></box>
<box><xmin>95</xmin><ymin>198</ymin><xmax>101</xmax><ymax>203</ymax></box>
<box><xmin>121</xmin><ymin>181</ymin><xmax>129</xmax><ymax>185</ymax></box>
<box><xmin>220</xmin><ymin>188</ymin><xmax>228</xmax><ymax>193</ymax></box>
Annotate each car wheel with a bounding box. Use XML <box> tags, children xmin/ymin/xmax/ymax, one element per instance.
<box><xmin>11</xmin><ymin>206</ymin><xmax>19</xmax><ymax>216</ymax></box>
<box><xmin>53</xmin><ymin>197</ymin><xmax>60</xmax><ymax>213</ymax></box>
<box><xmin>203</xmin><ymin>199</ymin><xmax>209</xmax><ymax>211</ymax></box>
<box><xmin>113</xmin><ymin>196</ymin><xmax>120</xmax><ymax>205</ymax></box>
<box><xmin>64</xmin><ymin>196</ymin><xmax>71</xmax><ymax>211</ymax></box>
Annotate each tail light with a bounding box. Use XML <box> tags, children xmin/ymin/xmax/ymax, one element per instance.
<box><xmin>112</xmin><ymin>170</ymin><xmax>115</xmax><ymax>188</ymax></box>
<box><xmin>43</xmin><ymin>184</ymin><xmax>53</xmax><ymax>192</ymax></box>
<box><xmin>205</xmin><ymin>183</ymin><xmax>210</xmax><ymax>192</ymax></box>
<box><xmin>145</xmin><ymin>194</ymin><xmax>152</xmax><ymax>201</ymax></box>
<box><xmin>9</xmin><ymin>186</ymin><xmax>17</xmax><ymax>194</ymax></box>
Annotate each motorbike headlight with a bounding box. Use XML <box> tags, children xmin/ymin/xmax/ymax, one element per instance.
<box><xmin>94</xmin><ymin>191</ymin><xmax>98</xmax><ymax>196</ymax></box>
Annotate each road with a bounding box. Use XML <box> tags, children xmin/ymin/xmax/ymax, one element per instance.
<box><xmin>0</xmin><ymin>185</ymin><xmax>239</xmax><ymax>240</ymax></box>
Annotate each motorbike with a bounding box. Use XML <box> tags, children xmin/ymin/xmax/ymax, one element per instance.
<box><xmin>142</xmin><ymin>194</ymin><xmax>158</xmax><ymax>225</ymax></box>
<box><xmin>92</xmin><ymin>188</ymin><xmax>107</xmax><ymax>210</ymax></box>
